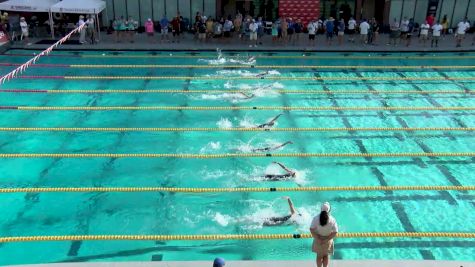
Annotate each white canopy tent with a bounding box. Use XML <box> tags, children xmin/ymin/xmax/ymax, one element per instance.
<box><xmin>50</xmin><ymin>0</ymin><xmax>106</xmax><ymax>39</ymax></box>
<box><xmin>0</xmin><ymin>0</ymin><xmax>59</xmax><ymax>38</ymax></box>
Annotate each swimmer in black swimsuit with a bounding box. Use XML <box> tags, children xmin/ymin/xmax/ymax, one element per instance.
<box><xmin>257</xmin><ymin>114</ymin><xmax>283</xmax><ymax>128</ymax></box>
<box><xmin>264</xmin><ymin>197</ymin><xmax>301</xmax><ymax>226</ymax></box>
<box><xmin>252</xmin><ymin>141</ymin><xmax>292</xmax><ymax>152</ymax></box>
<box><xmin>264</xmin><ymin>162</ymin><xmax>296</xmax><ymax>181</ymax></box>
<box><xmin>255</xmin><ymin>70</ymin><xmax>270</xmax><ymax>78</ymax></box>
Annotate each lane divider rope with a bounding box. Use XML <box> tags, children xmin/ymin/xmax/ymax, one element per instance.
<box><xmin>8</xmin><ymin>106</ymin><xmax>475</xmax><ymax>111</ymax></box>
<box><xmin>0</xmin><ymin>127</ymin><xmax>473</xmax><ymax>132</ymax></box>
<box><xmin>3</xmin><ymin>63</ymin><xmax>474</xmax><ymax>69</ymax></box>
<box><xmin>1</xmin><ymin>89</ymin><xmax>473</xmax><ymax>95</ymax></box>
<box><xmin>74</xmin><ymin>54</ymin><xmax>475</xmax><ymax>59</ymax></box>
<box><xmin>1</xmin><ymin>186</ymin><xmax>474</xmax><ymax>194</ymax></box>
<box><xmin>1</xmin><ymin>232</ymin><xmax>474</xmax><ymax>243</ymax></box>
<box><xmin>0</xmin><ymin>152</ymin><xmax>473</xmax><ymax>158</ymax></box>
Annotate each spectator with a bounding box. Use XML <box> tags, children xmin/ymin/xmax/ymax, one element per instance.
<box><xmin>347</xmin><ymin>17</ymin><xmax>356</xmax><ymax>42</ymax></box>
<box><xmin>77</xmin><ymin>15</ymin><xmax>86</xmax><ymax>44</ymax></box>
<box><xmin>213</xmin><ymin>19</ymin><xmax>223</xmax><ymax>40</ymax></box>
<box><xmin>420</xmin><ymin>20</ymin><xmax>430</xmax><ymax>46</ymax></box>
<box><xmin>126</xmin><ymin>16</ymin><xmax>138</xmax><ymax>43</ymax></box>
<box><xmin>86</xmin><ymin>15</ymin><xmax>96</xmax><ymax>44</ymax></box>
<box><xmin>307</xmin><ymin>19</ymin><xmax>317</xmax><ymax>45</ymax></box>
<box><xmin>405</xmin><ymin>18</ymin><xmax>414</xmax><ymax>47</ymax></box>
<box><xmin>118</xmin><ymin>16</ymin><xmax>127</xmax><ymax>40</ymax></box>
<box><xmin>281</xmin><ymin>17</ymin><xmax>288</xmax><ymax>44</ymax></box>
<box><xmin>112</xmin><ymin>17</ymin><xmax>121</xmax><ymax>42</ymax></box>
<box><xmin>144</xmin><ymin>18</ymin><xmax>154</xmax><ymax>43</ymax></box>
<box><xmin>431</xmin><ymin>20</ymin><xmax>442</xmax><ymax>47</ymax></box>
<box><xmin>160</xmin><ymin>15</ymin><xmax>169</xmax><ymax>43</ymax></box>
<box><xmin>213</xmin><ymin>257</ymin><xmax>225</xmax><ymax>267</ymax></box>
<box><xmin>171</xmin><ymin>16</ymin><xmax>181</xmax><ymax>43</ymax></box>
<box><xmin>337</xmin><ymin>18</ymin><xmax>345</xmax><ymax>45</ymax></box>
<box><xmin>206</xmin><ymin>17</ymin><xmax>214</xmax><ymax>39</ymax></box>
<box><xmin>198</xmin><ymin>20</ymin><xmax>206</xmax><ymax>42</ymax></box>
<box><xmin>272</xmin><ymin>21</ymin><xmax>278</xmax><ymax>44</ymax></box>
<box><xmin>456</xmin><ymin>17</ymin><xmax>470</xmax><ymax>47</ymax></box>
<box><xmin>371</xmin><ymin>18</ymin><xmax>379</xmax><ymax>43</ymax></box>
<box><xmin>19</xmin><ymin>17</ymin><xmax>30</xmax><ymax>45</ymax></box>
<box><xmin>324</xmin><ymin>17</ymin><xmax>334</xmax><ymax>45</ymax></box>
<box><xmin>441</xmin><ymin>15</ymin><xmax>449</xmax><ymax>38</ymax></box>
<box><xmin>400</xmin><ymin>16</ymin><xmax>409</xmax><ymax>42</ymax></box>
<box><xmin>257</xmin><ymin>17</ymin><xmax>264</xmax><ymax>45</ymax></box>
<box><xmin>426</xmin><ymin>13</ymin><xmax>435</xmax><ymax>27</ymax></box>
<box><xmin>310</xmin><ymin>202</ymin><xmax>338</xmax><ymax>267</ymax></box>
<box><xmin>223</xmin><ymin>16</ymin><xmax>233</xmax><ymax>42</ymax></box>
<box><xmin>287</xmin><ymin>18</ymin><xmax>294</xmax><ymax>44</ymax></box>
<box><xmin>195</xmin><ymin>12</ymin><xmax>202</xmax><ymax>24</ymax></box>
<box><xmin>294</xmin><ymin>19</ymin><xmax>303</xmax><ymax>45</ymax></box>
<box><xmin>389</xmin><ymin>18</ymin><xmax>400</xmax><ymax>46</ymax></box>
<box><xmin>249</xmin><ymin>19</ymin><xmax>258</xmax><ymax>47</ymax></box>
<box><xmin>359</xmin><ymin>19</ymin><xmax>370</xmax><ymax>44</ymax></box>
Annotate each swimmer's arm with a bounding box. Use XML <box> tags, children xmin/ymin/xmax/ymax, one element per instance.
<box><xmin>268</xmin><ymin>113</ymin><xmax>283</xmax><ymax>124</ymax></box>
<box><xmin>287</xmin><ymin>197</ymin><xmax>296</xmax><ymax>215</ymax></box>
<box><xmin>239</xmin><ymin>92</ymin><xmax>255</xmax><ymax>99</ymax></box>
<box><xmin>274</xmin><ymin>141</ymin><xmax>293</xmax><ymax>150</ymax></box>
<box><xmin>273</xmin><ymin>162</ymin><xmax>293</xmax><ymax>174</ymax></box>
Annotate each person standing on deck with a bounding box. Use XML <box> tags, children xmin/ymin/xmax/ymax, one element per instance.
<box><xmin>310</xmin><ymin>202</ymin><xmax>338</xmax><ymax>267</ymax></box>
<box><xmin>77</xmin><ymin>15</ymin><xmax>86</xmax><ymax>44</ymax></box>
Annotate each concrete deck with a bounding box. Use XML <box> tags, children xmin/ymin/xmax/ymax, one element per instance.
<box><xmin>9</xmin><ymin>260</ymin><xmax>475</xmax><ymax>267</ymax></box>
<box><xmin>9</xmin><ymin>31</ymin><xmax>475</xmax><ymax>52</ymax></box>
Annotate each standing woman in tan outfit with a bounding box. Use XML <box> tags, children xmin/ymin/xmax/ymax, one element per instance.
<box><xmin>310</xmin><ymin>202</ymin><xmax>338</xmax><ymax>267</ymax></box>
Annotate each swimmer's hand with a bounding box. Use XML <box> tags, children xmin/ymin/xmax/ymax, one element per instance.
<box><xmin>281</xmin><ymin>196</ymin><xmax>290</xmax><ymax>200</ymax></box>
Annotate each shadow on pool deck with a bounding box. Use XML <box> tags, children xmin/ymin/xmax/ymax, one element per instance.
<box><xmin>9</xmin><ymin>31</ymin><xmax>475</xmax><ymax>52</ymax></box>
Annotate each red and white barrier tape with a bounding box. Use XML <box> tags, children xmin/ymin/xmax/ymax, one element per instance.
<box><xmin>0</xmin><ymin>24</ymin><xmax>86</xmax><ymax>84</ymax></box>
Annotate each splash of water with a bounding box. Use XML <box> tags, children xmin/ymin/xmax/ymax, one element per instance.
<box><xmin>199</xmin><ymin>141</ymin><xmax>222</xmax><ymax>154</ymax></box>
<box><xmin>216</xmin><ymin>117</ymin><xmax>233</xmax><ymax>128</ymax></box>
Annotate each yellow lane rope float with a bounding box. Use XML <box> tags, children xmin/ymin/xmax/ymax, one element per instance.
<box><xmin>0</xmin><ymin>152</ymin><xmax>474</xmax><ymax>158</ymax></box>
<box><xmin>64</xmin><ymin>76</ymin><xmax>475</xmax><ymax>81</ymax></box>
<box><xmin>68</xmin><ymin>64</ymin><xmax>475</xmax><ymax>69</ymax></box>
<box><xmin>1</xmin><ymin>186</ymin><xmax>474</xmax><ymax>194</ymax></box>
<box><xmin>14</xmin><ymin>106</ymin><xmax>475</xmax><ymax>111</ymax></box>
<box><xmin>0</xmin><ymin>127</ymin><xmax>474</xmax><ymax>132</ymax></box>
<box><xmin>35</xmin><ymin>89</ymin><xmax>475</xmax><ymax>94</ymax></box>
<box><xmin>1</xmin><ymin>232</ymin><xmax>474</xmax><ymax>243</ymax></box>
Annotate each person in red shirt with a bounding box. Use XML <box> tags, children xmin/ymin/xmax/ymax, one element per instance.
<box><xmin>426</xmin><ymin>14</ymin><xmax>435</xmax><ymax>26</ymax></box>
<box><xmin>171</xmin><ymin>16</ymin><xmax>181</xmax><ymax>43</ymax></box>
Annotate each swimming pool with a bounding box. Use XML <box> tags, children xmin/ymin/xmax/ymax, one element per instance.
<box><xmin>0</xmin><ymin>50</ymin><xmax>474</xmax><ymax>265</ymax></box>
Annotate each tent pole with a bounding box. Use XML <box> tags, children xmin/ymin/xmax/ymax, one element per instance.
<box><xmin>49</xmin><ymin>11</ymin><xmax>54</xmax><ymax>39</ymax></box>
<box><xmin>96</xmin><ymin>12</ymin><xmax>101</xmax><ymax>40</ymax></box>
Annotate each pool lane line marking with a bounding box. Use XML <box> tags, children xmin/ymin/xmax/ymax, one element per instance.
<box><xmin>0</xmin><ymin>232</ymin><xmax>474</xmax><ymax>242</ymax></box>
<box><xmin>1</xmin><ymin>186</ymin><xmax>474</xmax><ymax>194</ymax></box>
<box><xmin>0</xmin><ymin>152</ymin><xmax>474</xmax><ymax>158</ymax></box>
<box><xmin>1</xmin><ymin>89</ymin><xmax>473</xmax><ymax>95</ymax></box>
<box><xmin>8</xmin><ymin>106</ymin><xmax>475</xmax><ymax>111</ymax></box>
<box><xmin>0</xmin><ymin>127</ymin><xmax>474</xmax><ymax>132</ymax></box>
<box><xmin>3</xmin><ymin>63</ymin><xmax>475</xmax><ymax>69</ymax></box>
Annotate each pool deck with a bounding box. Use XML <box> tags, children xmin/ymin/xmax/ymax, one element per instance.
<box><xmin>9</xmin><ymin>260</ymin><xmax>475</xmax><ymax>267</ymax></box>
<box><xmin>9</xmin><ymin>32</ymin><xmax>475</xmax><ymax>52</ymax></box>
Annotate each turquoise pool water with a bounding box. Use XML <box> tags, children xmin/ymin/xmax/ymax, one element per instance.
<box><xmin>0</xmin><ymin>50</ymin><xmax>474</xmax><ymax>265</ymax></box>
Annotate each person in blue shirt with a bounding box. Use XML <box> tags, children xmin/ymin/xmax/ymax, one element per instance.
<box><xmin>160</xmin><ymin>15</ymin><xmax>169</xmax><ymax>42</ymax></box>
<box><xmin>325</xmin><ymin>17</ymin><xmax>335</xmax><ymax>45</ymax></box>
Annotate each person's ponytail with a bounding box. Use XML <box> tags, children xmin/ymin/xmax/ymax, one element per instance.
<box><xmin>319</xmin><ymin>210</ymin><xmax>329</xmax><ymax>226</ymax></box>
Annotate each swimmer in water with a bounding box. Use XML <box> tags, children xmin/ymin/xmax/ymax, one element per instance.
<box><xmin>257</xmin><ymin>114</ymin><xmax>283</xmax><ymax>128</ymax></box>
<box><xmin>255</xmin><ymin>70</ymin><xmax>270</xmax><ymax>78</ymax></box>
<box><xmin>263</xmin><ymin>162</ymin><xmax>296</xmax><ymax>181</ymax></box>
<box><xmin>239</xmin><ymin>91</ymin><xmax>255</xmax><ymax>99</ymax></box>
<box><xmin>263</xmin><ymin>197</ymin><xmax>301</xmax><ymax>226</ymax></box>
<box><xmin>252</xmin><ymin>141</ymin><xmax>293</xmax><ymax>152</ymax></box>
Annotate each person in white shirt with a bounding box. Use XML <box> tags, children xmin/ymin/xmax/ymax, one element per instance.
<box><xmin>307</xmin><ymin>19</ymin><xmax>317</xmax><ymax>45</ymax></box>
<box><xmin>249</xmin><ymin>19</ymin><xmax>258</xmax><ymax>47</ymax></box>
<box><xmin>419</xmin><ymin>20</ymin><xmax>430</xmax><ymax>46</ymax></box>
<box><xmin>359</xmin><ymin>19</ymin><xmax>370</xmax><ymax>44</ymax></box>
<box><xmin>77</xmin><ymin>15</ymin><xmax>86</xmax><ymax>44</ymax></box>
<box><xmin>348</xmin><ymin>17</ymin><xmax>356</xmax><ymax>42</ymax></box>
<box><xmin>400</xmin><ymin>17</ymin><xmax>409</xmax><ymax>40</ymax></box>
<box><xmin>431</xmin><ymin>20</ymin><xmax>443</xmax><ymax>47</ymax></box>
<box><xmin>388</xmin><ymin>18</ymin><xmax>400</xmax><ymax>46</ymax></box>
<box><xmin>310</xmin><ymin>202</ymin><xmax>338</xmax><ymax>267</ymax></box>
<box><xmin>86</xmin><ymin>15</ymin><xmax>96</xmax><ymax>44</ymax></box>
<box><xmin>456</xmin><ymin>17</ymin><xmax>470</xmax><ymax>47</ymax></box>
<box><xmin>19</xmin><ymin>17</ymin><xmax>29</xmax><ymax>44</ymax></box>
